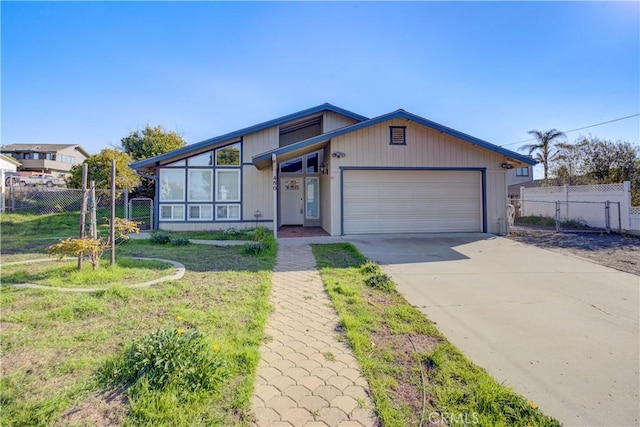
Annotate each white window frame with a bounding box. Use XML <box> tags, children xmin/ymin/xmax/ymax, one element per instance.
<box><xmin>188</xmin><ymin>169</ymin><xmax>213</xmax><ymax>202</ymax></box>
<box><xmin>159</xmin><ymin>169</ymin><xmax>185</xmax><ymax>202</ymax></box>
<box><xmin>160</xmin><ymin>204</ymin><xmax>185</xmax><ymax>220</ymax></box>
<box><xmin>188</xmin><ymin>204</ymin><xmax>213</xmax><ymax>221</ymax></box>
<box><xmin>215</xmin><ymin>169</ymin><xmax>241</xmax><ymax>202</ymax></box>
<box><xmin>215</xmin><ymin>204</ymin><xmax>241</xmax><ymax>221</ymax></box>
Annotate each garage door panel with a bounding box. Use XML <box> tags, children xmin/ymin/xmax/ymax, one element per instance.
<box><xmin>343</xmin><ymin>170</ymin><xmax>482</xmax><ymax>234</ymax></box>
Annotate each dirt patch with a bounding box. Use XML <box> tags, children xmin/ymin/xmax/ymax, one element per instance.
<box><xmin>507</xmin><ymin>228</ymin><xmax>640</xmax><ymax>276</ymax></box>
<box><xmin>57</xmin><ymin>390</ymin><xmax>128</xmax><ymax>427</ymax></box>
<box><xmin>361</xmin><ymin>288</ymin><xmax>441</xmax><ymax>426</ymax></box>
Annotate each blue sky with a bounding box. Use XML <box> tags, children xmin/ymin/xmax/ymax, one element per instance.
<box><xmin>2</xmin><ymin>1</ymin><xmax>639</xmax><ymax>178</ymax></box>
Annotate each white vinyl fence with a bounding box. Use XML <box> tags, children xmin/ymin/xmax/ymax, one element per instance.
<box><xmin>518</xmin><ymin>181</ymin><xmax>639</xmax><ymax>234</ymax></box>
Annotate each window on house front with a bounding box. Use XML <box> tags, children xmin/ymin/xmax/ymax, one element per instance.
<box><xmin>160</xmin><ymin>205</ymin><xmax>185</xmax><ymax>220</ymax></box>
<box><xmin>280</xmin><ymin>157</ymin><xmax>303</xmax><ymax>173</ymax></box>
<box><xmin>166</xmin><ymin>159</ymin><xmax>186</xmax><ymax>167</ymax></box>
<box><xmin>216</xmin><ymin>170</ymin><xmax>240</xmax><ymax>201</ymax></box>
<box><xmin>306</xmin><ymin>153</ymin><xmax>319</xmax><ymax>173</ymax></box>
<box><xmin>216</xmin><ymin>204</ymin><xmax>240</xmax><ymax>220</ymax></box>
<box><xmin>188</xmin><ymin>205</ymin><xmax>213</xmax><ymax>220</ymax></box>
<box><xmin>516</xmin><ymin>167</ymin><xmax>529</xmax><ymax>177</ymax></box>
<box><xmin>188</xmin><ymin>151</ymin><xmax>213</xmax><ymax>166</ymax></box>
<box><xmin>389</xmin><ymin>126</ymin><xmax>406</xmax><ymax>145</ymax></box>
<box><xmin>215</xmin><ymin>143</ymin><xmax>241</xmax><ymax>166</ymax></box>
<box><xmin>159</xmin><ymin>169</ymin><xmax>185</xmax><ymax>201</ymax></box>
<box><xmin>306</xmin><ymin>177</ymin><xmax>319</xmax><ymax>219</ymax></box>
<box><xmin>188</xmin><ymin>170</ymin><xmax>213</xmax><ymax>201</ymax></box>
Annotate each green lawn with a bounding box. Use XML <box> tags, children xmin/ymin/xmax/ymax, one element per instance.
<box><xmin>312</xmin><ymin>243</ymin><xmax>560</xmax><ymax>427</ymax></box>
<box><xmin>0</xmin><ymin>239</ymin><xmax>276</xmax><ymax>426</ymax></box>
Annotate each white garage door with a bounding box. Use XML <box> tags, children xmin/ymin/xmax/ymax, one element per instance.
<box><xmin>343</xmin><ymin>170</ymin><xmax>482</xmax><ymax>234</ymax></box>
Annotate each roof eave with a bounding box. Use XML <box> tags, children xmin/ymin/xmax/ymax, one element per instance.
<box><xmin>252</xmin><ymin>109</ymin><xmax>537</xmax><ymax>167</ymax></box>
<box><xmin>130</xmin><ymin>103</ymin><xmax>369</xmax><ymax>170</ymax></box>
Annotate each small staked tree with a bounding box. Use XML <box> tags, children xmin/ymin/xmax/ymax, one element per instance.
<box><xmin>519</xmin><ymin>129</ymin><xmax>566</xmax><ymax>181</ymax></box>
<box><xmin>67</xmin><ymin>148</ymin><xmax>140</xmax><ymax>190</ymax></box>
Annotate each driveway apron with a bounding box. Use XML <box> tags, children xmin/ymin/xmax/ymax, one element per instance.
<box><xmin>349</xmin><ymin>233</ymin><xmax>639</xmax><ymax>427</ymax></box>
<box><xmin>252</xmin><ymin>241</ymin><xmax>377</xmax><ymax>427</ymax></box>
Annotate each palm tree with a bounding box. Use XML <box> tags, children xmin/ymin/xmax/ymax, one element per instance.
<box><xmin>519</xmin><ymin>129</ymin><xmax>565</xmax><ymax>180</ymax></box>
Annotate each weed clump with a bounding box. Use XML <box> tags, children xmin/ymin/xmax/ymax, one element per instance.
<box><xmin>365</xmin><ymin>273</ymin><xmax>395</xmax><ymax>292</ymax></box>
<box><xmin>360</xmin><ymin>260</ymin><xmax>395</xmax><ymax>292</ymax></box>
<box><xmin>150</xmin><ymin>231</ymin><xmax>191</xmax><ymax>246</ymax></box>
<box><xmin>100</xmin><ymin>324</ymin><xmax>225</xmax><ymax>394</ymax></box>
<box><xmin>150</xmin><ymin>231</ymin><xmax>172</xmax><ymax>245</ymax></box>
<box><xmin>169</xmin><ymin>237</ymin><xmax>190</xmax><ymax>246</ymax></box>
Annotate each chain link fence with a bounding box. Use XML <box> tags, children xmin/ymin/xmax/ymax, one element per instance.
<box><xmin>509</xmin><ymin>196</ymin><xmax>622</xmax><ymax>234</ymax></box>
<box><xmin>1</xmin><ymin>183</ymin><xmax>130</xmax><ymax>253</ymax></box>
<box><xmin>4</xmin><ymin>183</ymin><xmax>125</xmax><ymax>216</ymax></box>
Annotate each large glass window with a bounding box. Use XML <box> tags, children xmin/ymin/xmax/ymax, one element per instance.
<box><xmin>159</xmin><ymin>169</ymin><xmax>185</xmax><ymax>201</ymax></box>
<box><xmin>306</xmin><ymin>177</ymin><xmax>319</xmax><ymax>219</ymax></box>
<box><xmin>188</xmin><ymin>170</ymin><xmax>213</xmax><ymax>201</ymax></box>
<box><xmin>216</xmin><ymin>204</ymin><xmax>240</xmax><ymax>220</ymax></box>
<box><xmin>188</xmin><ymin>151</ymin><xmax>213</xmax><ymax>166</ymax></box>
<box><xmin>216</xmin><ymin>170</ymin><xmax>240</xmax><ymax>201</ymax></box>
<box><xmin>216</xmin><ymin>143</ymin><xmax>241</xmax><ymax>166</ymax></box>
<box><xmin>280</xmin><ymin>157</ymin><xmax>303</xmax><ymax>173</ymax></box>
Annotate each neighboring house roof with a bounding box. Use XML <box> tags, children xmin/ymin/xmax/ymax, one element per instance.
<box><xmin>253</xmin><ymin>109</ymin><xmax>538</xmax><ymax>168</ymax></box>
<box><xmin>0</xmin><ymin>143</ymin><xmax>91</xmax><ymax>157</ymax></box>
<box><xmin>130</xmin><ymin>103</ymin><xmax>369</xmax><ymax>169</ymax></box>
<box><xmin>0</xmin><ymin>154</ymin><xmax>21</xmax><ymax>166</ymax></box>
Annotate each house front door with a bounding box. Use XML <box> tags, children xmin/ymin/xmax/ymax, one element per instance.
<box><xmin>280</xmin><ymin>178</ymin><xmax>304</xmax><ymax>225</ymax></box>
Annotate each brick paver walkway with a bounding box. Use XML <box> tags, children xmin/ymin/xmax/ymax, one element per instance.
<box><xmin>252</xmin><ymin>242</ymin><xmax>378</xmax><ymax>427</ymax></box>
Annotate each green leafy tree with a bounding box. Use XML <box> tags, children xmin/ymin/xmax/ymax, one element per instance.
<box><xmin>121</xmin><ymin>124</ymin><xmax>185</xmax><ymax>161</ymax></box>
<box><xmin>578</xmin><ymin>136</ymin><xmax>639</xmax><ymax>184</ymax></box>
<box><xmin>121</xmin><ymin>125</ymin><xmax>186</xmax><ymax>198</ymax></box>
<box><xmin>520</xmin><ymin>129</ymin><xmax>566</xmax><ymax>180</ymax></box>
<box><xmin>68</xmin><ymin>148</ymin><xmax>139</xmax><ymax>189</ymax></box>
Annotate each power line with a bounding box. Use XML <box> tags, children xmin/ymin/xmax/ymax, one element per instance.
<box><xmin>500</xmin><ymin>113</ymin><xmax>640</xmax><ymax>147</ymax></box>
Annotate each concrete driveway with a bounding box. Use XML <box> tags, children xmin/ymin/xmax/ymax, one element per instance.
<box><xmin>347</xmin><ymin>233</ymin><xmax>639</xmax><ymax>427</ymax></box>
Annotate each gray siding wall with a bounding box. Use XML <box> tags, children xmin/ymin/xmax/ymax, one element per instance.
<box><xmin>323</xmin><ymin>111</ymin><xmax>360</xmax><ymax>133</ymax></box>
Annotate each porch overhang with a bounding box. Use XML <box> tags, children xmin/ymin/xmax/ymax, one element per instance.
<box><xmin>253</xmin><ymin>138</ymin><xmax>331</xmax><ymax>170</ymax></box>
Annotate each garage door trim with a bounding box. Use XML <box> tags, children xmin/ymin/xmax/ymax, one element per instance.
<box><xmin>340</xmin><ymin>167</ymin><xmax>487</xmax><ymax>235</ymax></box>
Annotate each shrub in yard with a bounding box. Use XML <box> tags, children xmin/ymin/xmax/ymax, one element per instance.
<box><xmin>169</xmin><ymin>237</ymin><xmax>191</xmax><ymax>246</ymax></box>
<box><xmin>242</xmin><ymin>242</ymin><xmax>270</xmax><ymax>255</ymax></box>
<box><xmin>223</xmin><ymin>227</ymin><xmax>240</xmax><ymax>236</ymax></box>
<box><xmin>150</xmin><ymin>231</ymin><xmax>172</xmax><ymax>245</ymax></box>
<box><xmin>243</xmin><ymin>228</ymin><xmax>277</xmax><ymax>257</ymax></box>
<box><xmin>360</xmin><ymin>260</ymin><xmax>380</xmax><ymax>275</ymax></box>
<box><xmin>364</xmin><ymin>272</ymin><xmax>395</xmax><ymax>292</ymax></box>
<box><xmin>252</xmin><ymin>227</ymin><xmax>268</xmax><ymax>242</ymax></box>
<box><xmin>100</xmin><ymin>325</ymin><xmax>225</xmax><ymax>393</ymax></box>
